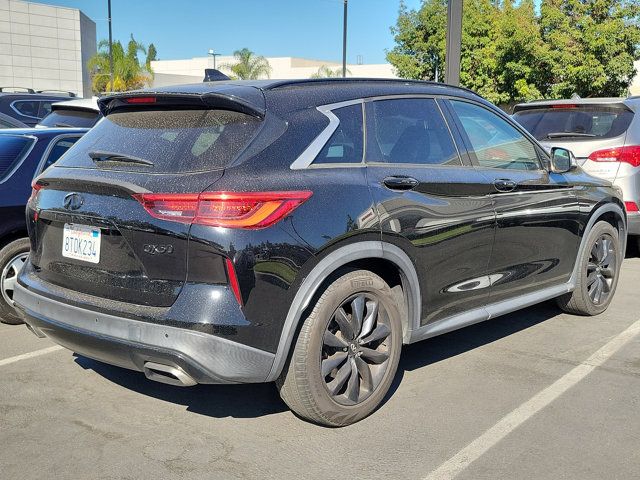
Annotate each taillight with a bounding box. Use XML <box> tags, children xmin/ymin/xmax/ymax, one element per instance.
<box><xmin>133</xmin><ymin>191</ymin><xmax>313</xmax><ymax>229</ymax></box>
<box><xmin>625</xmin><ymin>201</ymin><xmax>639</xmax><ymax>212</ymax></box>
<box><xmin>124</xmin><ymin>96</ymin><xmax>156</xmax><ymax>104</ymax></box>
<box><xmin>28</xmin><ymin>181</ymin><xmax>43</xmax><ymax>202</ymax></box>
<box><xmin>588</xmin><ymin>146</ymin><xmax>640</xmax><ymax>167</ymax></box>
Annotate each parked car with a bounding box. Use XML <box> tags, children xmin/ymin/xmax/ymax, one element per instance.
<box><xmin>0</xmin><ymin>112</ymin><xmax>28</xmax><ymax>129</ymax></box>
<box><xmin>0</xmin><ymin>89</ymin><xmax>75</xmax><ymax>127</ymax></box>
<box><xmin>513</xmin><ymin>98</ymin><xmax>640</xmax><ymax>247</ymax></box>
<box><xmin>37</xmin><ymin>98</ymin><xmax>101</xmax><ymax>129</ymax></box>
<box><xmin>14</xmin><ymin>79</ymin><xmax>625</xmax><ymax>426</ymax></box>
<box><xmin>0</xmin><ymin>127</ymin><xmax>88</xmax><ymax>324</ymax></box>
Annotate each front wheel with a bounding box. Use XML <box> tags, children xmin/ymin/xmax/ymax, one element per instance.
<box><xmin>277</xmin><ymin>269</ymin><xmax>403</xmax><ymax>426</ymax></box>
<box><xmin>0</xmin><ymin>238</ymin><xmax>30</xmax><ymax>325</ymax></box>
<box><xmin>557</xmin><ymin>221</ymin><xmax>621</xmax><ymax>316</ymax></box>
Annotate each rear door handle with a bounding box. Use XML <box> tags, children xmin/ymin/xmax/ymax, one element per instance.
<box><xmin>383</xmin><ymin>176</ymin><xmax>419</xmax><ymax>191</ymax></box>
<box><xmin>493</xmin><ymin>178</ymin><xmax>517</xmax><ymax>193</ymax></box>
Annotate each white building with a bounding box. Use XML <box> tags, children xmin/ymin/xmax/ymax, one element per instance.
<box><xmin>0</xmin><ymin>0</ymin><xmax>96</xmax><ymax>97</ymax></box>
<box><xmin>151</xmin><ymin>55</ymin><xmax>397</xmax><ymax>87</ymax></box>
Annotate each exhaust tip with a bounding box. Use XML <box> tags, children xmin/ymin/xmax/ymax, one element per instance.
<box><xmin>143</xmin><ymin>361</ymin><xmax>197</xmax><ymax>387</ymax></box>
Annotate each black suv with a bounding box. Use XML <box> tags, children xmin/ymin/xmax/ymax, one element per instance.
<box><xmin>14</xmin><ymin>80</ymin><xmax>626</xmax><ymax>426</ymax></box>
<box><xmin>0</xmin><ymin>90</ymin><xmax>75</xmax><ymax>127</ymax></box>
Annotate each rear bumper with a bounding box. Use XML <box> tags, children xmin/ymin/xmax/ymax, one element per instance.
<box><xmin>627</xmin><ymin>211</ymin><xmax>640</xmax><ymax>236</ymax></box>
<box><xmin>13</xmin><ymin>283</ymin><xmax>274</xmax><ymax>384</ymax></box>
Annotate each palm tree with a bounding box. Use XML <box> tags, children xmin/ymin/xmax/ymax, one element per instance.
<box><xmin>88</xmin><ymin>35</ymin><xmax>153</xmax><ymax>94</ymax></box>
<box><xmin>310</xmin><ymin>65</ymin><xmax>351</xmax><ymax>78</ymax></box>
<box><xmin>224</xmin><ymin>48</ymin><xmax>272</xmax><ymax>80</ymax></box>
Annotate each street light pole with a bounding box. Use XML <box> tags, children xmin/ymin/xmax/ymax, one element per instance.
<box><xmin>208</xmin><ymin>49</ymin><xmax>221</xmax><ymax>70</ymax></box>
<box><xmin>342</xmin><ymin>0</ymin><xmax>347</xmax><ymax>78</ymax></box>
<box><xmin>445</xmin><ymin>0</ymin><xmax>463</xmax><ymax>86</ymax></box>
<box><xmin>107</xmin><ymin>0</ymin><xmax>114</xmax><ymax>91</ymax></box>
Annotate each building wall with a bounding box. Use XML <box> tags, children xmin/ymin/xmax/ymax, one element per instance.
<box><xmin>0</xmin><ymin>0</ymin><xmax>96</xmax><ymax>97</ymax></box>
<box><xmin>151</xmin><ymin>55</ymin><xmax>398</xmax><ymax>85</ymax></box>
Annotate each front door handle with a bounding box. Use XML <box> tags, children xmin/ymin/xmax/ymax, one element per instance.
<box><xmin>383</xmin><ymin>176</ymin><xmax>419</xmax><ymax>191</ymax></box>
<box><xmin>493</xmin><ymin>178</ymin><xmax>517</xmax><ymax>193</ymax></box>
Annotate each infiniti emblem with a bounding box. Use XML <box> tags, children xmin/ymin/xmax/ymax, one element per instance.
<box><xmin>63</xmin><ymin>193</ymin><xmax>83</xmax><ymax>211</ymax></box>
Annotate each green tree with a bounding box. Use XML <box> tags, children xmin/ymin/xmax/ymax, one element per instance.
<box><xmin>310</xmin><ymin>65</ymin><xmax>351</xmax><ymax>78</ymax></box>
<box><xmin>146</xmin><ymin>43</ymin><xmax>157</xmax><ymax>69</ymax></box>
<box><xmin>224</xmin><ymin>48</ymin><xmax>271</xmax><ymax>80</ymax></box>
<box><xmin>88</xmin><ymin>34</ymin><xmax>153</xmax><ymax>94</ymax></box>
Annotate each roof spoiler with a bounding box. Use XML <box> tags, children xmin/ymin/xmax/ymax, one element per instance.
<box><xmin>203</xmin><ymin>69</ymin><xmax>230</xmax><ymax>82</ymax></box>
<box><xmin>97</xmin><ymin>91</ymin><xmax>265</xmax><ymax>118</ymax></box>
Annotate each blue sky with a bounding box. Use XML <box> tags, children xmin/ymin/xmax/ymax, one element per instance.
<box><xmin>34</xmin><ymin>0</ymin><xmax>422</xmax><ymax>64</ymax></box>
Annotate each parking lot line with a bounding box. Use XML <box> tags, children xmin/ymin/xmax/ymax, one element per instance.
<box><xmin>423</xmin><ymin>318</ymin><xmax>640</xmax><ymax>480</ymax></box>
<box><xmin>0</xmin><ymin>346</ymin><xmax>64</xmax><ymax>368</ymax></box>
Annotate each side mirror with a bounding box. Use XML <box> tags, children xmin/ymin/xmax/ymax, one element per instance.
<box><xmin>549</xmin><ymin>147</ymin><xmax>578</xmax><ymax>173</ymax></box>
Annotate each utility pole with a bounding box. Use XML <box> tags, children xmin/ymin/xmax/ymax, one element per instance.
<box><xmin>208</xmin><ymin>49</ymin><xmax>221</xmax><ymax>70</ymax></box>
<box><xmin>107</xmin><ymin>0</ymin><xmax>114</xmax><ymax>91</ymax></box>
<box><xmin>445</xmin><ymin>0</ymin><xmax>463</xmax><ymax>86</ymax></box>
<box><xmin>342</xmin><ymin>0</ymin><xmax>348</xmax><ymax>78</ymax></box>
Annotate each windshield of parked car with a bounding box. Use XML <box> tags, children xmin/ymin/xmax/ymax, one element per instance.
<box><xmin>38</xmin><ymin>109</ymin><xmax>100</xmax><ymax>128</ymax></box>
<box><xmin>513</xmin><ymin>105</ymin><xmax>633</xmax><ymax>141</ymax></box>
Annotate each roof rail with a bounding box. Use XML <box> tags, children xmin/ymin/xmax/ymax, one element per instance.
<box><xmin>0</xmin><ymin>87</ymin><xmax>35</xmax><ymax>93</ymax></box>
<box><xmin>36</xmin><ymin>90</ymin><xmax>77</xmax><ymax>97</ymax></box>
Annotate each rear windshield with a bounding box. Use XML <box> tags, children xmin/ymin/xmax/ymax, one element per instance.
<box><xmin>56</xmin><ymin>109</ymin><xmax>261</xmax><ymax>173</ymax></box>
<box><xmin>513</xmin><ymin>105</ymin><xmax>633</xmax><ymax>141</ymax></box>
<box><xmin>0</xmin><ymin>135</ymin><xmax>35</xmax><ymax>180</ymax></box>
<box><xmin>38</xmin><ymin>109</ymin><xmax>100</xmax><ymax>128</ymax></box>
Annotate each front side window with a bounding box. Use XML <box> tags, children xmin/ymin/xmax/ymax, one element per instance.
<box><xmin>451</xmin><ymin>100</ymin><xmax>540</xmax><ymax>171</ymax></box>
<box><xmin>367</xmin><ymin>98</ymin><xmax>460</xmax><ymax>166</ymax></box>
<box><xmin>40</xmin><ymin>136</ymin><xmax>81</xmax><ymax>172</ymax></box>
<box><xmin>314</xmin><ymin>104</ymin><xmax>364</xmax><ymax>164</ymax></box>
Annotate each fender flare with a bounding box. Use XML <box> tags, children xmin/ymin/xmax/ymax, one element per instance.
<box><xmin>265</xmin><ymin>241</ymin><xmax>421</xmax><ymax>382</ymax></box>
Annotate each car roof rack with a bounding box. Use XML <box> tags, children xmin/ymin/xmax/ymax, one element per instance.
<box><xmin>0</xmin><ymin>86</ymin><xmax>36</xmax><ymax>93</ymax></box>
<box><xmin>36</xmin><ymin>90</ymin><xmax>76</xmax><ymax>97</ymax></box>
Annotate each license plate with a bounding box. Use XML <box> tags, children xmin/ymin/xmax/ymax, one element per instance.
<box><xmin>62</xmin><ymin>224</ymin><xmax>101</xmax><ymax>264</ymax></box>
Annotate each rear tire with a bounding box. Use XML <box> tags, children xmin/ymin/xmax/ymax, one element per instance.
<box><xmin>557</xmin><ymin>221</ymin><xmax>620</xmax><ymax>316</ymax></box>
<box><xmin>277</xmin><ymin>269</ymin><xmax>402</xmax><ymax>427</ymax></box>
<box><xmin>0</xmin><ymin>238</ymin><xmax>30</xmax><ymax>325</ymax></box>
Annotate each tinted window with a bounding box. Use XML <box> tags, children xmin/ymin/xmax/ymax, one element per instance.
<box><xmin>367</xmin><ymin>98</ymin><xmax>460</xmax><ymax>165</ymax></box>
<box><xmin>451</xmin><ymin>100</ymin><xmax>539</xmax><ymax>171</ymax></box>
<box><xmin>314</xmin><ymin>104</ymin><xmax>364</xmax><ymax>164</ymax></box>
<box><xmin>513</xmin><ymin>106</ymin><xmax>633</xmax><ymax>141</ymax></box>
<box><xmin>56</xmin><ymin>109</ymin><xmax>261</xmax><ymax>173</ymax></box>
<box><xmin>38</xmin><ymin>109</ymin><xmax>100</xmax><ymax>128</ymax></box>
<box><xmin>39</xmin><ymin>101</ymin><xmax>54</xmax><ymax>117</ymax></box>
<box><xmin>0</xmin><ymin>136</ymin><xmax>34</xmax><ymax>180</ymax></box>
<box><xmin>41</xmin><ymin>136</ymin><xmax>81</xmax><ymax>172</ymax></box>
<box><xmin>12</xmin><ymin>100</ymin><xmax>40</xmax><ymax>118</ymax></box>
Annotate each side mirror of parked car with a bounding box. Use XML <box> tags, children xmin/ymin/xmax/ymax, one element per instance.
<box><xmin>549</xmin><ymin>147</ymin><xmax>578</xmax><ymax>173</ymax></box>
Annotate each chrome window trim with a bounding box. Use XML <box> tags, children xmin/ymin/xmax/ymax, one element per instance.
<box><xmin>10</xmin><ymin>100</ymin><xmax>43</xmax><ymax>120</ymax></box>
<box><xmin>0</xmin><ymin>135</ymin><xmax>38</xmax><ymax>184</ymax></box>
<box><xmin>33</xmin><ymin>133</ymin><xmax>83</xmax><ymax>178</ymax></box>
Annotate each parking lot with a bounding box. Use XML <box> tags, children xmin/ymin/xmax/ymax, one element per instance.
<box><xmin>1</xmin><ymin>258</ymin><xmax>638</xmax><ymax>480</ymax></box>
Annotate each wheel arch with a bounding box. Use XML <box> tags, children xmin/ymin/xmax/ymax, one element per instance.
<box><xmin>265</xmin><ymin>241</ymin><xmax>421</xmax><ymax>382</ymax></box>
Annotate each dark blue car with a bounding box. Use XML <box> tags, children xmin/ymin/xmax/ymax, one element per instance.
<box><xmin>0</xmin><ymin>127</ymin><xmax>87</xmax><ymax>324</ymax></box>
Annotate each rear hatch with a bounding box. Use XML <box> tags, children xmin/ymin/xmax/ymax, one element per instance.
<box><xmin>27</xmin><ymin>92</ymin><xmax>264</xmax><ymax>307</ymax></box>
<box><xmin>513</xmin><ymin>101</ymin><xmax>634</xmax><ymax>181</ymax></box>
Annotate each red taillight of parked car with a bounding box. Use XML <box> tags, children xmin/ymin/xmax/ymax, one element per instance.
<box><xmin>625</xmin><ymin>201</ymin><xmax>639</xmax><ymax>212</ymax></box>
<box><xmin>133</xmin><ymin>191</ymin><xmax>313</xmax><ymax>229</ymax></box>
<box><xmin>28</xmin><ymin>181</ymin><xmax>43</xmax><ymax>203</ymax></box>
<box><xmin>588</xmin><ymin>146</ymin><xmax>640</xmax><ymax>167</ymax></box>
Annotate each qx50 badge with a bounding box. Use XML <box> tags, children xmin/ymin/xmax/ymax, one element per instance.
<box><xmin>143</xmin><ymin>244</ymin><xmax>175</xmax><ymax>255</ymax></box>
<box><xmin>63</xmin><ymin>192</ymin><xmax>83</xmax><ymax>211</ymax></box>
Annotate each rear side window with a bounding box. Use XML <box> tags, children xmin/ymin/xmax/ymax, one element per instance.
<box><xmin>513</xmin><ymin>106</ymin><xmax>633</xmax><ymax>141</ymax></box>
<box><xmin>38</xmin><ymin>109</ymin><xmax>99</xmax><ymax>128</ymax></box>
<box><xmin>40</xmin><ymin>136</ymin><xmax>81</xmax><ymax>172</ymax></box>
<box><xmin>451</xmin><ymin>100</ymin><xmax>540</xmax><ymax>171</ymax></box>
<box><xmin>367</xmin><ymin>98</ymin><xmax>460</xmax><ymax>165</ymax></box>
<box><xmin>11</xmin><ymin>100</ymin><xmax>40</xmax><ymax>118</ymax></box>
<box><xmin>0</xmin><ymin>135</ymin><xmax>35</xmax><ymax>180</ymax></box>
<box><xmin>56</xmin><ymin>109</ymin><xmax>261</xmax><ymax>173</ymax></box>
<box><xmin>314</xmin><ymin>104</ymin><xmax>364</xmax><ymax>164</ymax></box>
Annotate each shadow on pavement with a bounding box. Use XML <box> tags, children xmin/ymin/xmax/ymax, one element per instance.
<box><xmin>74</xmin><ymin>301</ymin><xmax>562</xmax><ymax>420</ymax></box>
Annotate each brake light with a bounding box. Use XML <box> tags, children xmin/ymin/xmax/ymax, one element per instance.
<box><xmin>225</xmin><ymin>258</ymin><xmax>243</xmax><ymax>306</ymax></box>
<box><xmin>124</xmin><ymin>96</ymin><xmax>156</xmax><ymax>104</ymax></box>
<box><xmin>28</xmin><ymin>181</ymin><xmax>43</xmax><ymax>202</ymax></box>
<box><xmin>133</xmin><ymin>191</ymin><xmax>313</xmax><ymax>229</ymax></box>
<box><xmin>551</xmin><ymin>104</ymin><xmax>577</xmax><ymax>109</ymax></box>
<box><xmin>588</xmin><ymin>146</ymin><xmax>640</xmax><ymax>167</ymax></box>
<box><xmin>625</xmin><ymin>201</ymin><xmax>639</xmax><ymax>212</ymax></box>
